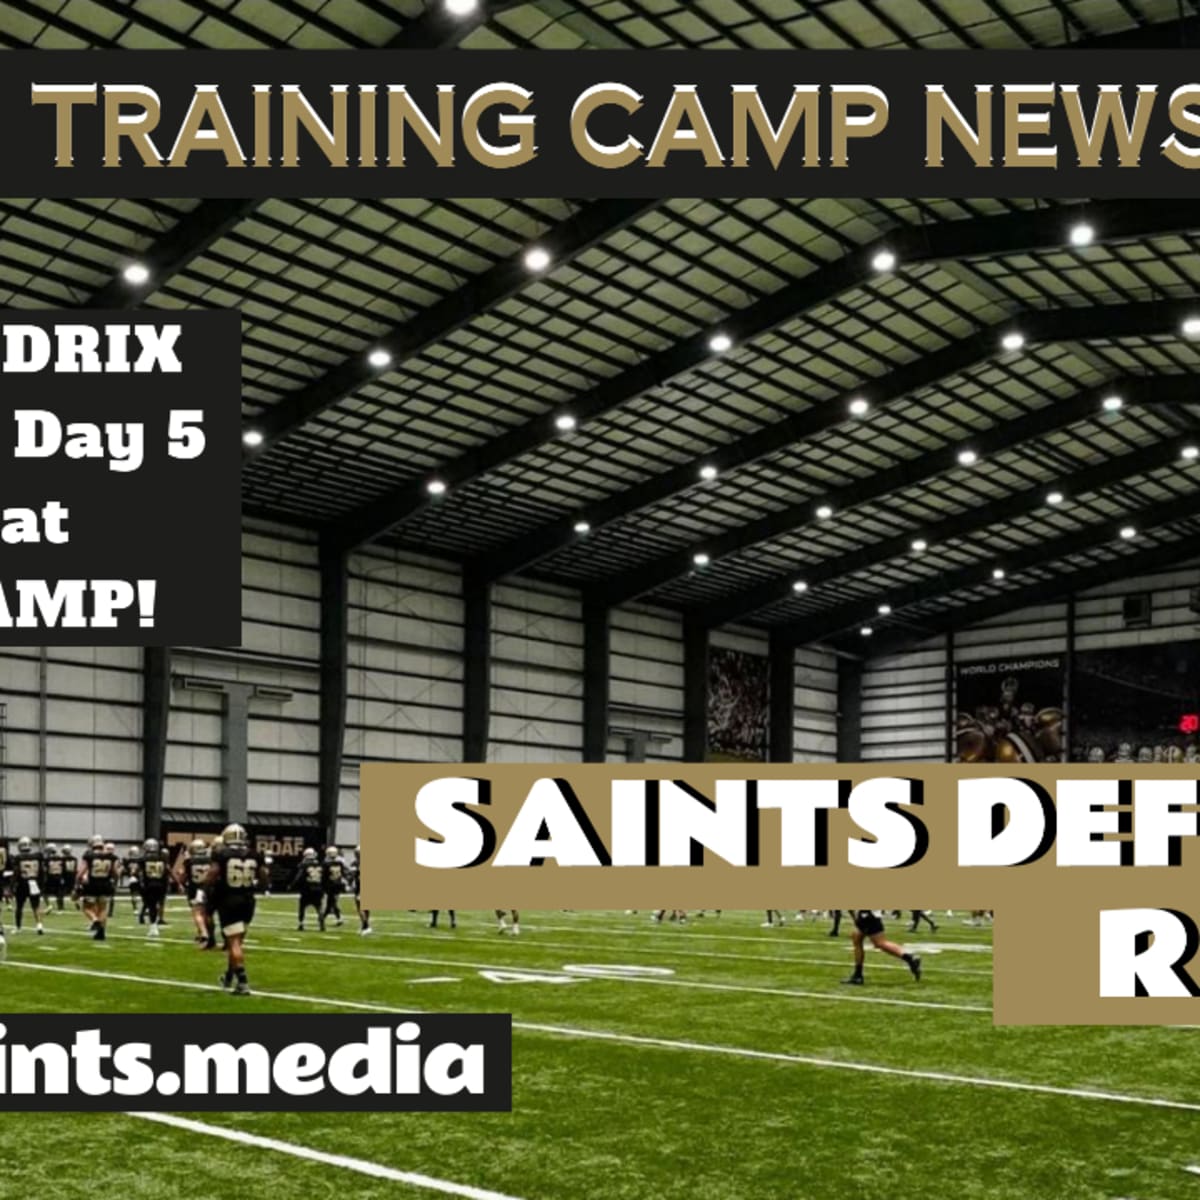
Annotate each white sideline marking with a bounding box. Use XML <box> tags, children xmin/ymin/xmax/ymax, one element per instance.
<box><xmin>128</xmin><ymin>1112</ymin><xmax>524</xmax><ymax>1200</ymax></box>
<box><xmin>6</xmin><ymin>960</ymin><xmax>1197</xmax><ymax>1114</ymax></box>
<box><xmin>412</xmin><ymin>976</ymin><xmax>461</xmax><ymax>984</ymax></box>
<box><xmin>43</xmin><ymin>927</ymin><xmax>988</xmax><ymax>1015</ymax></box>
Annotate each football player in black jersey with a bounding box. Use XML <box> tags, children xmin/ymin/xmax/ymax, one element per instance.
<box><xmin>320</xmin><ymin>846</ymin><xmax>346</xmax><ymax>930</ymax></box>
<box><xmin>79</xmin><ymin>835</ymin><xmax>118</xmax><ymax>940</ymax></box>
<box><xmin>42</xmin><ymin>844</ymin><xmax>66</xmax><ymax>912</ymax></box>
<box><xmin>138</xmin><ymin>838</ymin><xmax>172</xmax><ymax>937</ymax></box>
<box><xmin>178</xmin><ymin>838</ymin><xmax>215</xmax><ymax>948</ymax></box>
<box><xmin>204</xmin><ymin>823</ymin><xmax>267</xmax><ymax>995</ymax></box>
<box><xmin>0</xmin><ymin>841</ymin><xmax>8</xmax><ymax>952</ymax></box>
<box><xmin>125</xmin><ymin>842</ymin><xmax>145</xmax><ymax>922</ymax></box>
<box><xmin>291</xmin><ymin>847</ymin><xmax>324</xmax><ymax>931</ymax></box>
<box><xmin>13</xmin><ymin>837</ymin><xmax>46</xmax><ymax>936</ymax></box>
<box><xmin>351</xmin><ymin>847</ymin><xmax>371</xmax><ymax>936</ymax></box>
<box><xmin>60</xmin><ymin>845</ymin><xmax>79</xmax><ymax>909</ymax></box>
<box><xmin>843</xmin><ymin>910</ymin><xmax>922</xmax><ymax>985</ymax></box>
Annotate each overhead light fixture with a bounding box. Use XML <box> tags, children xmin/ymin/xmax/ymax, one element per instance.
<box><xmin>554</xmin><ymin>413</ymin><xmax>577</xmax><ymax>432</ymax></box>
<box><xmin>692</xmin><ymin>552</ymin><xmax>711</xmax><ymax>567</ymax></box>
<box><xmin>860</xmin><ymin>626</ymin><xmax>874</xmax><ymax>637</ymax></box>
<box><xmin>367</xmin><ymin>348</ymin><xmax>392</xmax><ymax>369</ymax></box>
<box><xmin>815</xmin><ymin>504</ymin><xmax>834</xmax><ymax>520</ymax></box>
<box><xmin>1046</xmin><ymin>490</ymin><xmax>1065</xmax><ymax>506</ymax></box>
<box><xmin>871</xmin><ymin>249</ymin><xmax>897</xmax><ymax>273</ymax></box>
<box><xmin>911</xmin><ymin>538</ymin><xmax>928</xmax><ymax>552</ymax></box>
<box><xmin>1001</xmin><ymin>331</ymin><xmax>1025</xmax><ymax>353</ymax></box>
<box><xmin>523</xmin><ymin>245</ymin><xmax>552</xmax><ymax>273</ymax></box>
<box><xmin>426</xmin><ymin>479</ymin><xmax>448</xmax><ymax>497</ymax></box>
<box><xmin>573</xmin><ymin>520</ymin><xmax>591</xmax><ymax>535</ymax></box>
<box><xmin>1182</xmin><ymin>316</ymin><xmax>1200</xmax><ymax>339</ymax></box>
<box><xmin>122</xmin><ymin>262</ymin><xmax>151</xmax><ymax>286</ymax></box>
<box><xmin>1182</xmin><ymin>444</ymin><xmax>1200</xmax><ymax>461</ymax></box>
<box><xmin>877</xmin><ymin>603</ymin><xmax>892</xmax><ymax>616</ymax></box>
<box><xmin>792</xmin><ymin>580</ymin><xmax>809</xmax><ymax>594</ymax></box>
<box><xmin>992</xmin><ymin>567</ymin><xmax>1006</xmax><ymax>580</ymax></box>
<box><xmin>699</xmin><ymin>463</ymin><xmax>719</xmax><ymax>482</ymax></box>
<box><xmin>242</xmin><ymin>429</ymin><xmax>264</xmax><ymax>448</ymax></box>
<box><xmin>445</xmin><ymin>0</ymin><xmax>478</xmax><ymax>15</ymax></box>
<box><xmin>957</xmin><ymin>448</ymin><xmax>978</xmax><ymax>466</ymax></box>
<box><xmin>708</xmin><ymin>332</ymin><xmax>734</xmax><ymax>354</ymax></box>
<box><xmin>848</xmin><ymin>397</ymin><xmax>870</xmax><ymax>417</ymax></box>
<box><xmin>1119</xmin><ymin>525</ymin><xmax>1137</xmax><ymax>540</ymax></box>
<box><xmin>1068</xmin><ymin>221</ymin><xmax>1095</xmax><ymax>247</ymax></box>
<box><xmin>1102</xmin><ymin>394</ymin><xmax>1124</xmax><ymax>413</ymax></box>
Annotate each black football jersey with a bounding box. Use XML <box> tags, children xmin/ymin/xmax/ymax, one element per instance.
<box><xmin>62</xmin><ymin>854</ymin><xmax>77</xmax><ymax>877</ymax></box>
<box><xmin>298</xmin><ymin>861</ymin><xmax>324</xmax><ymax>890</ymax></box>
<box><xmin>187</xmin><ymin>850</ymin><xmax>211</xmax><ymax>885</ymax></box>
<box><xmin>215</xmin><ymin>844</ymin><xmax>260</xmax><ymax>896</ymax></box>
<box><xmin>322</xmin><ymin>859</ymin><xmax>345</xmax><ymax>888</ymax></box>
<box><xmin>15</xmin><ymin>851</ymin><xmax>43</xmax><ymax>884</ymax></box>
<box><xmin>140</xmin><ymin>850</ymin><xmax>170</xmax><ymax>885</ymax></box>
<box><xmin>44</xmin><ymin>854</ymin><xmax>65</xmax><ymax>879</ymax></box>
<box><xmin>83</xmin><ymin>849</ymin><xmax>118</xmax><ymax>882</ymax></box>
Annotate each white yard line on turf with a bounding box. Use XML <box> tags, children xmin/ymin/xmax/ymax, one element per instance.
<box><xmin>40</xmin><ymin>926</ymin><xmax>989</xmax><ymax>1014</ymax></box>
<box><xmin>4</xmin><ymin>959</ymin><xmax>1195</xmax><ymax>1114</ymax></box>
<box><xmin>245</xmin><ymin>914</ymin><xmax>996</xmax><ymax>977</ymax></box>
<box><xmin>128</xmin><ymin>1112</ymin><xmax>525</xmax><ymax>1200</ymax></box>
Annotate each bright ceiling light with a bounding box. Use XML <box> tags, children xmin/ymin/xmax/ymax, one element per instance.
<box><xmin>367</xmin><ymin>348</ymin><xmax>392</xmax><ymax>369</ymax></box>
<box><xmin>815</xmin><ymin>504</ymin><xmax>834</xmax><ymax>520</ymax></box>
<box><xmin>1183</xmin><ymin>444</ymin><xmax>1200</xmax><ymax>461</ymax></box>
<box><xmin>1182</xmin><ymin>316</ymin><xmax>1200</xmax><ymax>339</ymax></box>
<box><xmin>445</xmin><ymin>0</ymin><xmax>478</xmax><ymax>15</ymax></box>
<box><xmin>426</xmin><ymin>479</ymin><xmax>448</xmax><ymax>497</ymax></box>
<box><xmin>122</xmin><ymin>262</ymin><xmax>151</xmax><ymax>286</ymax></box>
<box><xmin>1102</xmin><ymin>394</ymin><xmax>1124</xmax><ymax>413</ymax></box>
<box><xmin>1119</xmin><ymin>525</ymin><xmax>1137</xmax><ymax>540</ymax></box>
<box><xmin>708</xmin><ymin>332</ymin><xmax>734</xmax><ymax>354</ymax></box>
<box><xmin>957</xmin><ymin>448</ymin><xmax>978</xmax><ymax>466</ymax></box>
<box><xmin>911</xmin><ymin>538</ymin><xmax>928</xmax><ymax>552</ymax></box>
<box><xmin>699</xmin><ymin>463</ymin><xmax>719</xmax><ymax>482</ymax></box>
<box><xmin>554</xmin><ymin>413</ymin><xmax>577</xmax><ymax>432</ymax></box>
<box><xmin>1046</xmin><ymin>490</ymin><xmax>1065</xmax><ymax>506</ymax></box>
<box><xmin>692</xmin><ymin>552</ymin><xmax>711</xmax><ymax>567</ymax></box>
<box><xmin>848</xmin><ymin>397</ymin><xmax>870</xmax><ymax>417</ymax></box>
<box><xmin>992</xmin><ymin>567</ymin><xmax>1006</xmax><ymax>580</ymax></box>
<box><xmin>860</xmin><ymin>626</ymin><xmax>874</xmax><ymax>637</ymax></box>
<box><xmin>242</xmin><ymin>429</ymin><xmax>264</xmax><ymax>448</ymax></box>
<box><xmin>871</xmin><ymin>249</ymin><xmax>897</xmax><ymax>273</ymax></box>
<box><xmin>1068</xmin><ymin>221</ymin><xmax>1095</xmax><ymax>247</ymax></box>
<box><xmin>877</xmin><ymin>603</ymin><xmax>892</xmax><ymax>616</ymax></box>
<box><xmin>792</xmin><ymin>580</ymin><xmax>808</xmax><ymax>594</ymax></box>
<box><xmin>523</xmin><ymin>245</ymin><xmax>552</xmax><ymax>273</ymax></box>
<box><xmin>1001</xmin><ymin>331</ymin><xmax>1025</xmax><ymax>353</ymax></box>
<box><xmin>573</xmin><ymin>520</ymin><xmax>591</xmax><ymax>535</ymax></box>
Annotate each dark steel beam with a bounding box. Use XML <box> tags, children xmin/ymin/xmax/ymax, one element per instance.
<box><xmin>462</xmin><ymin>568</ymin><xmax>492</xmax><ymax>762</ymax></box>
<box><xmin>837</xmin><ymin>657</ymin><xmax>864</xmax><ymax>762</ymax></box>
<box><xmin>141</xmin><ymin>647</ymin><xmax>171</xmax><ymax>838</ymax></box>
<box><xmin>794</xmin><ymin>483</ymin><xmax>1200</xmax><ymax>649</ymax></box>
<box><xmin>683</xmin><ymin>622</ymin><xmax>708</xmax><ymax>762</ymax></box>
<box><xmin>694</xmin><ymin>375</ymin><xmax>1200</xmax><ymax>629</ymax></box>
<box><xmin>472</xmin><ymin>203</ymin><xmax>1200</xmax><ymax>585</ymax></box>
<box><xmin>588</xmin><ymin>302</ymin><xmax>1200</xmax><ymax>610</ymax></box>
<box><xmin>863</xmin><ymin>538</ymin><xmax>1200</xmax><ymax>661</ymax></box>
<box><xmin>768</xmin><ymin>631</ymin><xmax>795</xmax><ymax>762</ymax></box>
<box><xmin>318</xmin><ymin>539</ymin><xmax>349</xmax><ymax>845</ymax></box>
<box><xmin>583</xmin><ymin>601</ymin><xmax>611</xmax><ymax>762</ymax></box>
<box><xmin>87</xmin><ymin>199</ymin><xmax>258</xmax><ymax>309</ymax></box>
<box><xmin>263</xmin><ymin>198</ymin><xmax>656</xmax><ymax>477</ymax></box>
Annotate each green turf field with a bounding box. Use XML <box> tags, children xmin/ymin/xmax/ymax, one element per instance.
<box><xmin>1</xmin><ymin>898</ymin><xmax>1197</xmax><ymax>1199</ymax></box>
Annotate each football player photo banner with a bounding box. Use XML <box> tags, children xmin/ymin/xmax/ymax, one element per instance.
<box><xmin>1071</xmin><ymin>640</ymin><xmax>1200</xmax><ymax>764</ymax></box>
<box><xmin>954</xmin><ymin>656</ymin><xmax>1066</xmax><ymax>764</ymax></box>
<box><xmin>706</xmin><ymin>646</ymin><xmax>769</xmax><ymax>762</ymax></box>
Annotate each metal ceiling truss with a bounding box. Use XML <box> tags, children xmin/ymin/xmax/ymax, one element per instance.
<box><xmin>469</xmin><ymin>203</ymin><xmax>1200</xmax><ymax>584</ymax></box>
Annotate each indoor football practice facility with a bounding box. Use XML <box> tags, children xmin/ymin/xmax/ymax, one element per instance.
<box><xmin>2</xmin><ymin>1</ymin><xmax>1200</xmax><ymax>1198</ymax></box>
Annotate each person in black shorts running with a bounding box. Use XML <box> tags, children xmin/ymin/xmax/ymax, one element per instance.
<box><xmin>843</xmin><ymin>909</ymin><xmax>922</xmax><ymax>985</ymax></box>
